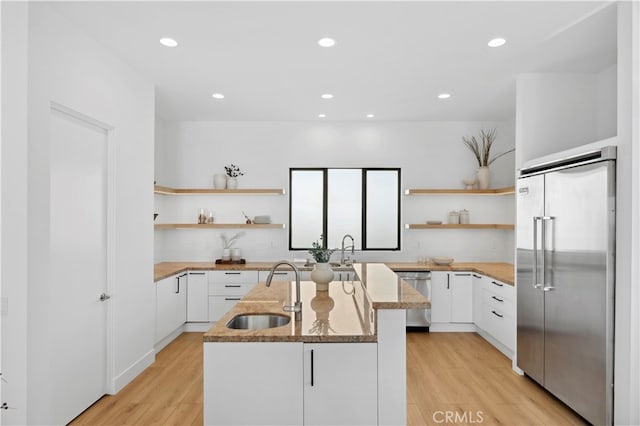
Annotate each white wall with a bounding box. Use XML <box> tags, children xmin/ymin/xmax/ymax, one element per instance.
<box><xmin>2</xmin><ymin>3</ymin><xmax>155</xmax><ymax>423</ymax></box>
<box><xmin>155</xmin><ymin>120</ymin><xmax>516</xmax><ymax>264</ymax></box>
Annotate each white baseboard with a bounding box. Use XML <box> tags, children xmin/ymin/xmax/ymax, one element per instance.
<box><xmin>476</xmin><ymin>328</ymin><xmax>514</xmax><ymax>360</ymax></box>
<box><xmin>154</xmin><ymin>326</ymin><xmax>185</xmax><ymax>353</ymax></box>
<box><xmin>111</xmin><ymin>348</ymin><xmax>155</xmax><ymax>394</ymax></box>
<box><xmin>429</xmin><ymin>322</ymin><xmax>477</xmax><ymax>332</ymax></box>
<box><xmin>184</xmin><ymin>322</ymin><xmax>214</xmax><ymax>332</ymax></box>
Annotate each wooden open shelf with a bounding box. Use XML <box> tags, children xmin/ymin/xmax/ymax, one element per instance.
<box><xmin>154</xmin><ymin>185</ymin><xmax>285</xmax><ymax>195</ymax></box>
<box><xmin>405</xmin><ymin>223</ymin><xmax>515</xmax><ymax>230</ymax></box>
<box><xmin>155</xmin><ymin>223</ymin><xmax>285</xmax><ymax>230</ymax></box>
<box><xmin>404</xmin><ymin>186</ymin><xmax>515</xmax><ymax>195</ymax></box>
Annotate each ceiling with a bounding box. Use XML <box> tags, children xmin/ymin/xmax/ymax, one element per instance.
<box><xmin>50</xmin><ymin>1</ymin><xmax>617</xmax><ymax>122</ymax></box>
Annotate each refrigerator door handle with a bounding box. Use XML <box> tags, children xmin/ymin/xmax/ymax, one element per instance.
<box><xmin>533</xmin><ymin>217</ymin><xmax>543</xmax><ymax>289</ymax></box>
<box><xmin>541</xmin><ymin>216</ymin><xmax>556</xmax><ymax>291</ymax></box>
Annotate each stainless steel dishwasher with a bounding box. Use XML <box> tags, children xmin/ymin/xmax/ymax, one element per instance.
<box><xmin>396</xmin><ymin>271</ymin><xmax>431</xmax><ymax>330</ymax></box>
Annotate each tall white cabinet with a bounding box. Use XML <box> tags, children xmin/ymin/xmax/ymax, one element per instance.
<box><xmin>155</xmin><ymin>273</ymin><xmax>187</xmax><ymax>344</ymax></box>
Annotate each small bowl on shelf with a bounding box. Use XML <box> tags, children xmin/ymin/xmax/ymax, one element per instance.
<box><xmin>426</xmin><ymin>220</ymin><xmax>442</xmax><ymax>225</ymax></box>
<box><xmin>463</xmin><ymin>178</ymin><xmax>477</xmax><ymax>190</ymax></box>
<box><xmin>432</xmin><ymin>256</ymin><xmax>454</xmax><ymax>266</ymax></box>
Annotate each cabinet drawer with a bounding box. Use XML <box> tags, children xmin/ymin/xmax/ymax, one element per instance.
<box><xmin>208</xmin><ymin>295</ymin><xmax>243</xmax><ymax>323</ymax></box>
<box><xmin>483</xmin><ymin>289</ymin><xmax>515</xmax><ymax>318</ymax></box>
<box><xmin>209</xmin><ymin>281</ymin><xmax>255</xmax><ymax>296</ymax></box>
<box><xmin>209</xmin><ymin>270</ymin><xmax>258</xmax><ymax>284</ymax></box>
<box><xmin>482</xmin><ymin>303</ymin><xmax>515</xmax><ymax>351</ymax></box>
<box><xmin>483</xmin><ymin>277</ymin><xmax>514</xmax><ymax>302</ymax></box>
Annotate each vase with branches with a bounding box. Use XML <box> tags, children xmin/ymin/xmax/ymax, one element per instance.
<box><xmin>462</xmin><ymin>128</ymin><xmax>514</xmax><ymax>189</ymax></box>
<box><xmin>308</xmin><ymin>235</ymin><xmax>335</xmax><ymax>290</ymax></box>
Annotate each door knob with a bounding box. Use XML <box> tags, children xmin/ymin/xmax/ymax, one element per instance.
<box><xmin>99</xmin><ymin>293</ymin><xmax>111</xmax><ymax>301</ymax></box>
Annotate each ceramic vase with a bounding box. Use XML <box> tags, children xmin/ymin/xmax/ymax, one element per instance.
<box><xmin>310</xmin><ymin>262</ymin><xmax>334</xmax><ymax>291</ymax></box>
<box><xmin>213</xmin><ymin>174</ymin><xmax>227</xmax><ymax>189</ymax></box>
<box><xmin>227</xmin><ymin>177</ymin><xmax>238</xmax><ymax>189</ymax></box>
<box><xmin>221</xmin><ymin>248</ymin><xmax>231</xmax><ymax>261</ymax></box>
<box><xmin>231</xmin><ymin>248</ymin><xmax>242</xmax><ymax>261</ymax></box>
<box><xmin>476</xmin><ymin>166</ymin><xmax>491</xmax><ymax>190</ymax></box>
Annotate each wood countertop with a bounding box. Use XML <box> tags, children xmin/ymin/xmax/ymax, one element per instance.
<box><xmin>385</xmin><ymin>262</ymin><xmax>514</xmax><ymax>285</ymax></box>
<box><xmin>155</xmin><ymin>261</ymin><xmax>514</xmax><ymax>285</ymax></box>
<box><xmin>203</xmin><ymin>263</ymin><xmax>429</xmax><ymax>343</ymax></box>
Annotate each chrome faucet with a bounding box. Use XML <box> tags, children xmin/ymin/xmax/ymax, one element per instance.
<box><xmin>340</xmin><ymin>234</ymin><xmax>355</xmax><ymax>265</ymax></box>
<box><xmin>265</xmin><ymin>261</ymin><xmax>302</xmax><ymax>321</ymax></box>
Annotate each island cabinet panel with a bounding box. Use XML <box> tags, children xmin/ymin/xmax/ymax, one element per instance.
<box><xmin>203</xmin><ymin>342</ymin><xmax>303</xmax><ymax>425</ymax></box>
<box><xmin>155</xmin><ymin>273</ymin><xmax>187</xmax><ymax>344</ymax></box>
<box><xmin>186</xmin><ymin>271</ymin><xmax>208</xmax><ymax>322</ymax></box>
<box><xmin>303</xmin><ymin>343</ymin><xmax>378</xmax><ymax>425</ymax></box>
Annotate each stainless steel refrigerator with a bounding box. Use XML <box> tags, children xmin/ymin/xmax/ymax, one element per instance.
<box><xmin>516</xmin><ymin>146</ymin><xmax>616</xmax><ymax>425</ymax></box>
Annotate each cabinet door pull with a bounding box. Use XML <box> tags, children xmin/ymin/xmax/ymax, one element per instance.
<box><xmin>491</xmin><ymin>295</ymin><xmax>504</xmax><ymax>303</ymax></box>
<box><xmin>472</xmin><ymin>274</ymin><xmax>481</xmax><ymax>278</ymax></box>
<box><xmin>224</xmin><ymin>272</ymin><xmax>241</xmax><ymax>275</ymax></box>
<box><xmin>446</xmin><ymin>274</ymin><xmax>450</xmax><ymax>289</ymax></box>
<box><xmin>491</xmin><ymin>310</ymin><xmax>504</xmax><ymax>318</ymax></box>
<box><xmin>224</xmin><ymin>284</ymin><xmax>241</xmax><ymax>288</ymax></box>
<box><xmin>492</xmin><ymin>280</ymin><xmax>504</xmax><ymax>287</ymax></box>
<box><xmin>455</xmin><ymin>273</ymin><xmax>471</xmax><ymax>276</ymax></box>
<box><xmin>189</xmin><ymin>272</ymin><xmax>206</xmax><ymax>275</ymax></box>
<box><xmin>272</xmin><ymin>272</ymin><xmax>288</xmax><ymax>276</ymax></box>
<box><xmin>224</xmin><ymin>297</ymin><xmax>241</xmax><ymax>301</ymax></box>
<box><xmin>175</xmin><ymin>276</ymin><xmax>181</xmax><ymax>294</ymax></box>
<box><xmin>310</xmin><ymin>349</ymin><xmax>315</xmax><ymax>387</ymax></box>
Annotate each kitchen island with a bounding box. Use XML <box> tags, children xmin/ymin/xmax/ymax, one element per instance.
<box><xmin>203</xmin><ymin>263</ymin><xmax>429</xmax><ymax>425</ymax></box>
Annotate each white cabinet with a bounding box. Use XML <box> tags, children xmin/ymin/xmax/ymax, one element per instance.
<box><xmin>303</xmin><ymin>343</ymin><xmax>378</xmax><ymax>425</ymax></box>
<box><xmin>186</xmin><ymin>271</ymin><xmax>208</xmax><ymax>322</ymax></box>
<box><xmin>208</xmin><ymin>271</ymin><xmax>258</xmax><ymax>322</ymax></box>
<box><xmin>204</xmin><ymin>341</ymin><xmax>377</xmax><ymax>426</ymax></box>
<box><xmin>480</xmin><ymin>276</ymin><xmax>515</xmax><ymax>353</ymax></box>
<box><xmin>155</xmin><ymin>272</ymin><xmax>187</xmax><ymax>343</ymax></box>
<box><xmin>430</xmin><ymin>271</ymin><xmax>473</xmax><ymax>328</ymax></box>
<box><xmin>472</xmin><ymin>273</ymin><xmax>484</xmax><ymax>328</ymax></box>
<box><xmin>204</xmin><ymin>342</ymin><xmax>303</xmax><ymax>425</ymax></box>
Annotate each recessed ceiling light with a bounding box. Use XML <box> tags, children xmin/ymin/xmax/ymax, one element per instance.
<box><xmin>211</xmin><ymin>93</ymin><xmax>225</xmax><ymax>99</ymax></box>
<box><xmin>321</xmin><ymin>93</ymin><xmax>334</xmax><ymax>99</ymax></box>
<box><xmin>366</xmin><ymin>114</ymin><xmax>375</xmax><ymax>118</ymax></box>
<box><xmin>318</xmin><ymin>37</ymin><xmax>336</xmax><ymax>47</ymax></box>
<box><xmin>488</xmin><ymin>38</ymin><xmax>506</xmax><ymax>48</ymax></box>
<box><xmin>318</xmin><ymin>114</ymin><xmax>326</xmax><ymax>118</ymax></box>
<box><xmin>437</xmin><ymin>93</ymin><xmax>451</xmax><ymax>99</ymax></box>
<box><xmin>159</xmin><ymin>37</ymin><xmax>178</xmax><ymax>47</ymax></box>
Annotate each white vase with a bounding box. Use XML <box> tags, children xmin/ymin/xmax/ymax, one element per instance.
<box><xmin>227</xmin><ymin>177</ymin><xmax>238</xmax><ymax>189</ymax></box>
<box><xmin>221</xmin><ymin>248</ymin><xmax>231</xmax><ymax>261</ymax></box>
<box><xmin>231</xmin><ymin>248</ymin><xmax>242</xmax><ymax>261</ymax></box>
<box><xmin>476</xmin><ymin>166</ymin><xmax>491</xmax><ymax>189</ymax></box>
<box><xmin>213</xmin><ymin>174</ymin><xmax>227</xmax><ymax>189</ymax></box>
<box><xmin>310</xmin><ymin>262</ymin><xmax>334</xmax><ymax>291</ymax></box>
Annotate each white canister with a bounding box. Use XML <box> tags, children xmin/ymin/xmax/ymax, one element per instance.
<box><xmin>447</xmin><ymin>211</ymin><xmax>460</xmax><ymax>224</ymax></box>
<box><xmin>221</xmin><ymin>248</ymin><xmax>231</xmax><ymax>261</ymax></box>
<box><xmin>213</xmin><ymin>174</ymin><xmax>227</xmax><ymax>189</ymax></box>
<box><xmin>459</xmin><ymin>209</ymin><xmax>470</xmax><ymax>224</ymax></box>
<box><xmin>231</xmin><ymin>248</ymin><xmax>242</xmax><ymax>261</ymax></box>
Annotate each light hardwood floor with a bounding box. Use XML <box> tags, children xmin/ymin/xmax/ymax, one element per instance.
<box><xmin>72</xmin><ymin>332</ymin><xmax>586</xmax><ymax>425</ymax></box>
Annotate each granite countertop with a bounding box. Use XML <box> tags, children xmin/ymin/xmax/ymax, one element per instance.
<box><xmin>203</xmin><ymin>263</ymin><xmax>429</xmax><ymax>343</ymax></box>
<box><xmin>155</xmin><ymin>260</ymin><xmax>514</xmax><ymax>285</ymax></box>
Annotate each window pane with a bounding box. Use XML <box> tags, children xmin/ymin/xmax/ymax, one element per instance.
<box><xmin>290</xmin><ymin>170</ymin><xmax>324</xmax><ymax>249</ymax></box>
<box><xmin>366</xmin><ymin>170</ymin><xmax>399</xmax><ymax>249</ymax></box>
<box><xmin>327</xmin><ymin>169</ymin><xmax>362</xmax><ymax>249</ymax></box>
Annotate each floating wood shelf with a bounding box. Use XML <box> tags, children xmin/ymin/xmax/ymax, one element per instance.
<box><xmin>405</xmin><ymin>224</ymin><xmax>515</xmax><ymax>230</ymax></box>
<box><xmin>154</xmin><ymin>185</ymin><xmax>285</xmax><ymax>195</ymax></box>
<box><xmin>404</xmin><ymin>186</ymin><xmax>515</xmax><ymax>195</ymax></box>
<box><xmin>155</xmin><ymin>223</ymin><xmax>286</xmax><ymax>230</ymax></box>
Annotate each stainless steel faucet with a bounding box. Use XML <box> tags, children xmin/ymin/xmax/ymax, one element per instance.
<box><xmin>340</xmin><ymin>234</ymin><xmax>355</xmax><ymax>265</ymax></box>
<box><xmin>265</xmin><ymin>261</ymin><xmax>302</xmax><ymax>321</ymax></box>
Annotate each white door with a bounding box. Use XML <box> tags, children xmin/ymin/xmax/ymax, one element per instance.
<box><xmin>49</xmin><ymin>107</ymin><xmax>109</xmax><ymax>424</ymax></box>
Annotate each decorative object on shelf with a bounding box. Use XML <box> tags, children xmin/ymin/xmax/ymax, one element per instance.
<box><xmin>253</xmin><ymin>215</ymin><xmax>272</xmax><ymax>224</ymax></box>
<box><xmin>459</xmin><ymin>209</ymin><xmax>470</xmax><ymax>224</ymax></box>
<box><xmin>213</xmin><ymin>174</ymin><xmax>227</xmax><ymax>189</ymax></box>
<box><xmin>308</xmin><ymin>235</ymin><xmax>336</xmax><ymax>291</ymax></box>
<box><xmin>462</xmin><ymin>128</ymin><xmax>514</xmax><ymax>190</ymax></box>
<box><xmin>463</xmin><ymin>178</ymin><xmax>476</xmax><ymax>190</ymax></box>
<box><xmin>198</xmin><ymin>208</ymin><xmax>208</xmax><ymax>224</ymax></box>
<box><xmin>219</xmin><ymin>232</ymin><xmax>245</xmax><ymax>262</ymax></box>
<box><xmin>231</xmin><ymin>248</ymin><xmax>242</xmax><ymax>261</ymax></box>
<box><xmin>426</xmin><ymin>220</ymin><xmax>442</xmax><ymax>225</ymax></box>
<box><xmin>207</xmin><ymin>211</ymin><xmax>215</xmax><ymax>224</ymax></box>
<box><xmin>433</xmin><ymin>256</ymin><xmax>455</xmax><ymax>265</ymax></box>
<box><xmin>242</xmin><ymin>211</ymin><xmax>253</xmax><ymax>224</ymax></box>
<box><xmin>225</xmin><ymin>164</ymin><xmax>244</xmax><ymax>189</ymax></box>
<box><xmin>309</xmin><ymin>289</ymin><xmax>336</xmax><ymax>335</ymax></box>
<box><xmin>447</xmin><ymin>211</ymin><xmax>460</xmax><ymax>224</ymax></box>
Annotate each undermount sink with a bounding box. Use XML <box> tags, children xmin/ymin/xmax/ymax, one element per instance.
<box><xmin>226</xmin><ymin>313</ymin><xmax>291</xmax><ymax>330</ymax></box>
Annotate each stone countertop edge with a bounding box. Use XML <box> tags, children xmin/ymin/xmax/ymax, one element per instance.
<box><xmin>155</xmin><ymin>261</ymin><xmax>514</xmax><ymax>285</ymax></box>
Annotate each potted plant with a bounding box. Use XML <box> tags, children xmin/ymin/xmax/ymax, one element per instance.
<box><xmin>220</xmin><ymin>231</ymin><xmax>245</xmax><ymax>261</ymax></box>
<box><xmin>308</xmin><ymin>236</ymin><xmax>335</xmax><ymax>291</ymax></box>
<box><xmin>224</xmin><ymin>164</ymin><xmax>244</xmax><ymax>189</ymax></box>
<box><xmin>462</xmin><ymin>128</ymin><xmax>514</xmax><ymax>189</ymax></box>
